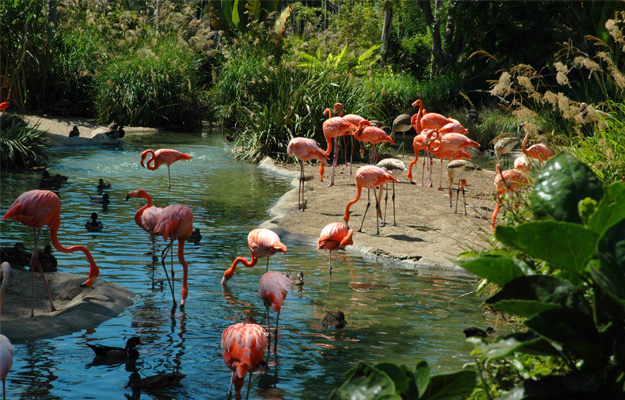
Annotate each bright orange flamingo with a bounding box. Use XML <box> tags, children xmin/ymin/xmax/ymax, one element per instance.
<box><xmin>221</xmin><ymin>228</ymin><xmax>287</xmax><ymax>285</ymax></box>
<box><xmin>412</xmin><ymin>99</ymin><xmax>454</xmax><ymax>130</ymax></box>
<box><xmin>343</xmin><ymin>165</ymin><xmax>399</xmax><ymax>235</ymax></box>
<box><xmin>446</xmin><ymin>160</ymin><xmax>482</xmax><ymax>214</ymax></box>
<box><xmin>491</xmin><ymin>164</ymin><xmax>531</xmax><ymax>234</ymax></box>
<box><xmin>317</xmin><ymin>222</ymin><xmax>353</xmax><ymax>274</ymax></box>
<box><xmin>259</xmin><ymin>271</ymin><xmax>293</xmax><ymax>352</ymax></box>
<box><xmin>0</xmin><ymin>102</ymin><xmax>9</xmax><ymax>112</ymax></box>
<box><xmin>126</xmin><ymin>189</ymin><xmax>163</xmax><ymax>266</ymax></box>
<box><xmin>140</xmin><ymin>149</ymin><xmax>192</xmax><ymax>196</ymax></box>
<box><xmin>320</xmin><ymin>107</ymin><xmax>356</xmax><ymax>186</ymax></box>
<box><xmin>287</xmin><ymin>137</ymin><xmax>329</xmax><ymax>211</ymax></box>
<box><xmin>521</xmin><ymin>123</ymin><xmax>555</xmax><ymax>166</ymax></box>
<box><xmin>2</xmin><ymin>190</ymin><xmax>100</xmax><ymax>316</ymax></box>
<box><xmin>353</xmin><ymin>120</ymin><xmax>394</xmax><ymax>164</ymax></box>
<box><xmin>153</xmin><ymin>204</ymin><xmax>193</xmax><ymax>314</ymax></box>
<box><xmin>221</xmin><ymin>322</ymin><xmax>267</xmax><ymax>400</ymax></box>
<box><xmin>407</xmin><ymin>109</ymin><xmax>438</xmax><ymax>186</ymax></box>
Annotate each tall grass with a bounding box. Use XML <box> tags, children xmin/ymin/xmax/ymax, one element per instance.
<box><xmin>0</xmin><ymin>117</ymin><xmax>48</xmax><ymax>171</ymax></box>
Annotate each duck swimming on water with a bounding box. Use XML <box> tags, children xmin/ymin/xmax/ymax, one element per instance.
<box><xmin>97</xmin><ymin>178</ymin><xmax>111</xmax><ymax>189</ymax></box>
<box><xmin>85</xmin><ymin>212</ymin><xmax>103</xmax><ymax>232</ymax></box>
<box><xmin>89</xmin><ymin>193</ymin><xmax>110</xmax><ymax>204</ymax></box>
<box><xmin>125</xmin><ymin>371</ymin><xmax>186</xmax><ymax>391</ymax></box>
<box><xmin>86</xmin><ymin>337</ymin><xmax>141</xmax><ymax>361</ymax></box>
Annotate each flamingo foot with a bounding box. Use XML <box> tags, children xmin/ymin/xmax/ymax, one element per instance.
<box><xmin>427</xmin><ymin>183</ymin><xmax>433</xmax><ymax>188</ymax></box>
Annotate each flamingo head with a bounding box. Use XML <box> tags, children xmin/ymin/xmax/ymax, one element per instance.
<box><xmin>333</xmin><ymin>103</ymin><xmax>343</xmax><ymax>116</ymax></box>
<box><xmin>323</xmin><ymin>108</ymin><xmax>331</xmax><ymax>117</ymax></box>
<box><xmin>411</xmin><ymin>99</ymin><xmax>423</xmax><ymax>108</ymax></box>
<box><xmin>0</xmin><ymin>102</ymin><xmax>9</xmax><ymax>112</ymax></box>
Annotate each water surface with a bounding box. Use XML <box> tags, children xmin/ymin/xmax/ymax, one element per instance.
<box><xmin>0</xmin><ymin>131</ymin><xmax>492</xmax><ymax>399</ymax></box>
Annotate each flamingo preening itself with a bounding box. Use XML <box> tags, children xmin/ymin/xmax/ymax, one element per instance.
<box><xmin>259</xmin><ymin>271</ymin><xmax>293</xmax><ymax>352</ymax></box>
<box><xmin>2</xmin><ymin>190</ymin><xmax>100</xmax><ymax>316</ymax></box>
<box><xmin>221</xmin><ymin>322</ymin><xmax>267</xmax><ymax>400</ymax></box>
<box><xmin>343</xmin><ymin>165</ymin><xmax>399</xmax><ymax>235</ymax></box>
<box><xmin>221</xmin><ymin>228</ymin><xmax>287</xmax><ymax>285</ymax></box>
<box><xmin>287</xmin><ymin>137</ymin><xmax>329</xmax><ymax>211</ymax></box>
<box><xmin>153</xmin><ymin>203</ymin><xmax>193</xmax><ymax>314</ymax></box>
<box><xmin>317</xmin><ymin>222</ymin><xmax>353</xmax><ymax>275</ymax></box>
<box><xmin>140</xmin><ymin>148</ymin><xmax>192</xmax><ymax>197</ymax></box>
<box><xmin>446</xmin><ymin>160</ymin><xmax>482</xmax><ymax>215</ymax></box>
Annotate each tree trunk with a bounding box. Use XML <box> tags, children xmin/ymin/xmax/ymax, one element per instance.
<box><xmin>380</xmin><ymin>0</ymin><xmax>393</xmax><ymax>63</ymax></box>
<box><xmin>48</xmin><ymin>0</ymin><xmax>57</xmax><ymax>28</ymax></box>
<box><xmin>418</xmin><ymin>0</ymin><xmax>464</xmax><ymax>75</ymax></box>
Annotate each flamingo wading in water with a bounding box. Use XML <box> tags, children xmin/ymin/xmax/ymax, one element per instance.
<box><xmin>0</xmin><ymin>262</ymin><xmax>12</xmax><ymax>400</ymax></box>
<box><xmin>221</xmin><ymin>323</ymin><xmax>267</xmax><ymax>400</ymax></box>
<box><xmin>126</xmin><ymin>189</ymin><xmax>163</xmax><ymax>268</ymax></box>
<box><xmin>2</xmin><ymin>190</ymin><xmax>100</xmax><ymax>316</ymax></box>
<box><xmin>259</xmin><ymin>271</ymin><xmax>293</xmax><ymax>352</ymax></box>
<box><xmin>287</xmin><ymin>137</ymin><xmax>329</xmax><ymax>211</ymax></box>
<box><xmin>221</xmin><ymin>228</ymin><xmax>287</xmax><ymax>285</ymax></box>
<box><xmin>140</xmin><ymin>148</ymin><xmax>192</xmax><ymax>197</ymax></box>
<box><xmin>343</xmin><ymin>166</ymin><xmax>399</xmax><ymax>235</ymax></box>
<box><xmin>317</xmin><ymin>222</ymin><xmax>353</xmax><ymax>275</ymax></box>
<box><xmin>153</xmin><ymin>204</ymin><xmax>193</xmax><ymax>314</ymax></box>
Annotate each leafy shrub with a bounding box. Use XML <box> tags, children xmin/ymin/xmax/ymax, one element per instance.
<box><xmin>399</xmin><ymin>34</ymin><xmax>432</xmax><ymax>77</ymax></box>
<box><xmin>0</xmin><ymin>116</ymin><xmax>48</xmax><ymax>171</ymax></box>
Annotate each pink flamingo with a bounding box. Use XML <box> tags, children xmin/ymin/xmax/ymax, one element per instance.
<box><xmin>429</xmin><ymin>147</ymin><xmax>471</xmax><ymax>190</ymax></box>
<box><xmin>317</xmin><ymin>222</ymin><xmax>353</xmax><ymax>274</ymax></box>
<box><xmin>353</xmin><ymin>120</ymin><xmax>394</xmax><ymax>164</ymax></box>
<box><xmin>259</xmin><ymin>271</ymin><xmax>293</xmax><ymax>352</ymax></box>
<box><xmin>343</xmin><ymin>165</ymin><xmax>399</xmax><ymax>235</ymax></box>
<box><xmin>491</xmin><ymin>164</ymin><xmax>531</xmax><ymax>234</ymax></box>
<box><xmin>287</xmin><ymin>137</ymin><xmax>329</xmax><ymax>211</ymax></box>
<box><xmin>153</xmin><ymin>204</ymin><xmax>193</xmax><ymax>314</ymax></box>
<box><xmin>221</xmin><ymin>322</ymin><xmax>267</xmax><ymax>400</ymax></box>
<box><xmin>412</xmin><ymin>99</ymin><xmax>454</xmax><ymax>130</ymax></box>
<box><xmin>320</xmin><ymin>107</ymin><xmax>356</xmax><ymax>186</ymax></box>
<box><xmin>126</xmin><ymin>189</ymin><xmax>163</xmax><ymax>265</ymax></box>
<box><xmin>140</xmin><ymin>148</ymin><xmax>192</xmax><ymax>195</ymax></box>
<box><xmin>2</xmin><ymin>190</ymin><xmax>100</xmax><ymax>316</ymax></box>
<box><xmin>221</xmin><ymin>228</ymin><xmax>287</xmax><ymax>285</ymax></box>
<box><xmin>438</xmin><ymin>120</ymin><xmax>468</xmax><ymax>135</ymax></box>
<box><xmin>406</xmin><ymin>109</ymin><xmax>437</xmax><ymax>186</ymax></box>
<box><xmin>334</xmin><ymin>103</ymin><xmax>365</xmax><ymax>172</ymax></box>
<box><xmin>0</xmin><ymin>262</ymin><xmax>12</xmax><ymax>400</ymax></box>
<box><xmin>521</xmin><ymin>123</ymin><xmax>555</xmax><ymax>165</ymax></box>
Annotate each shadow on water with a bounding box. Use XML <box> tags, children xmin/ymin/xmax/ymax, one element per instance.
<box><xmin>0</xmin><ymin>130</ymin><xmax>497</xmax><ymax>399</ymax></box>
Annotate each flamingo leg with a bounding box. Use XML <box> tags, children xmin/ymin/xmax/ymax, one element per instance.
<box><xmin>167</xmin><ymin>165</ymin><xmax>172</xmax><ymax>202</ymax></box>
<box><xmin>266</xmin><ymin>305</ymin><xmax>272</xmax><ymax>353</ymax></box>
<box><xmin>438</xmin><ymin>159</ymin><xmax>444</xmax><ymax>190</ymax></box>
<box><xmin>383</xmin><ymin>183</ymin><xmax>389</xmax><ymax>223</ymax></box>
<box><xmin>160</xmin><ymin>241</ymin><xmax>177</xmax><ymax>314</ymax></box>
<box><xmin>358</xmin><ymin>188</ymin><xmax>371</xmax><ymax>233</ymax></box>
<box><xmin>327</xmin><ymin>138</ymin><xmax>338</xmax><ymax>187</ymax></box>
<box><xmin>245</xmin><ymin>369</ymin><xmax>253</xmax><ymax>400</ymax></box>
<box><xmin>299</xmin><ymin>161</ymin><xmax>305</xmax><ymax>211</ymax></box>
<box><xmin>391</xmin><ymin>181</ymin><xmax>397</xmax><ymax>226</ymax></box>
<box><xmin>328</xmin><ymin>250</ymin><xmax>333</xmax><ymax>275</ymax></box>
<box><xmin>266</xmin><ymin>257</ymin><xmax>269</xmax><ymax>272</ymax></box>
<box><xmin>455</xmin><ymin>183</ymin><xmax>461</xmax><ymax>214</ymax></box>
<box><xmin>374</xmin><ymin>185</ymin><xmax>382</xmax><ymax>235</ymax></box>
<box><xmin>31</xmin><ymin>228</ymin><xmax>56</xmax><ymax>317</ymax></box>
<box><xmin>462</xmin><ymin>185</ymin><xmax>467</xmax><ymax>215</ymax></box>
<box><xmin>428</xmin><ymin>153</ymin><xmax>434</xmax><ymax>188</ymax></box>
<box><xmin>349</xmin><ymin>136</ymin><xmax>354</xmax><ymax>174</ymax></box>
<box><xmin>275</xmin><ymin>312</ymin><xmax>280</xmax><ymax>353</ymax></box>
<box><xmin>227</xmin><ymin>370</ymin><xmax>235</xmax><ymax>399</ymax></box>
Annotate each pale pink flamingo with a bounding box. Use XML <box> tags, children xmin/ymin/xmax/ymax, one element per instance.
<box><xmin>0</xmin><ymin>262</ymin><xmax>12</xmax><ymax>400</ymax></box>
<box><xmin>126</xmin><ymin>189</ymin><xmax>163</xmax><ymax>265</ymax></box>
<box><xmin>287</xmin><ymin>137</ymin><xmax>328</xmax><ymax>211</ymax></box>
<box><xmin>259</xmin><ymin>271</ymin><xmax>293</xmax><ymax>352</ymax></box>
<box><xmin>221</xmin><ymin>322</ymin><xmax>267</xmax><ymax>400</ymax></box>
<box><xmin>353</xmin><ymin>120</ymin><xmax>394</xmax><ymax>164</ymax></box>
<box><xmin>429</xmin><ymin>147</ymin><xmax>471</xmax><ymax>190</ymax></box>
<box><xmin>2</xmin><ymin>190</ymin><xmax>100</xmax><ymax>316</ymax></box>
<box><xmin>521</xmin><ymin>123</ymin><xmax>555</xmax><ymax>166</ymax></box>
<box><xmin>153</xmin><ymin>204</ymin><xmax>193</xmax><ymax>314</ymax></box>
<box><xmin>447</xmin><ymin>160</ymin><xmax>482</xmax><ymax>214</ymax></box>
<box><xmin>439</xmin><ymin>120</ymin><xmax>468</xmax><ymax>135</ymax></box>
<box><xmin>221</xmin><ymin>228</ymin><xmax>287</xmax><ymax>285</ymax></box>
<box><xmin>140</xmin><ymin>148</ymin><xmax>192</xmax><ymax>196</ymax></box>
<box><xmin>317</xmin><ymin>222</ymin><xmax>353</xmax><ymax>274</ymax></box>
<box><xmin>343</xmin><ymin>165</ymin><xmax>399</xmax><ymax>235</ymax></box>
<box><xmin>491</xmin><ymin>164</ymin><xmax>531</xmax><ymax>234</ymax></box>
<box><xmin>513</xmin><ymin>156</ymin><xmax>531</xmax><ymax>173</ymax></box>
<box><xmin>0</xmin><ymin>262</ymin><xmax>9</xmax><ymax>317</ymax></box>
<box><xmin>320</xmin><ymin>107</ymin><xmax>356</xmax><ymax>186</ymax></box>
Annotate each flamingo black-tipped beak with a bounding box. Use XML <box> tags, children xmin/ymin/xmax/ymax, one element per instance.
<box><xmin>125</xmin><ymin>194</ymin><xmax>130</xmax><ymax>201</ymax></box>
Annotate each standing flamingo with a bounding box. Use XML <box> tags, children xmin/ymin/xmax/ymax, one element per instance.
<box><xmin>353</xmin><ymin>120</ymin><xmax>395</xmax><ymax>164</ymax></box>
<box><xmin>259</xmin><ymin>271</ymin><xmax>293</xmax><ymax>352</ymax></box>
<box><xmin>286</xmin><ymin>137</ymin><xmax>328</xmax><ymax>211</ymax></box>
<box><xmin>406</xmin><ymin>108</ymin><xmax>437</xmax><ymax>186</ymax></box>
<box><xmin>126</xmin><ymin>189</ymin><xmax>163</xmax><ymax>265</ymax></box>
<box><xmin>221</xmin><ymin>323</ymin><xmax>267</xmax><ymax>400</ymax></box>
<box><xmin>412</xmin><ymin>99</ymin><xmax>454</xmax><ymax>130</ymax></box>
<box><xmin>446</xmin><ymin>160</ymin><xmax>482</xmax><ymax>214</ymax></box>
<box><xmin>153</xmin><ymin>204</ymin><xmax>193</xmax><ymax>314</ymax></box>
<box><xmin>0</xmin><ymin>262</ymin><xmax>9</xmax><ymax>317</ymax></box>
<box><xmin>334</xmin><ymin>103</ymin><xmax>365</xmax><ymax>172</ymax></box>
<box><xmin>140</xmin><ymin>148</ymin><xmax>192</xmax><ymax>196</ymax></box>
<box><xmin>320</xmin><ymin>108</ymin><xmax>356</xmax><ymax>186</ymax></box>
<box><xmin>0</xmin><ymin>262</ymin><xmax>12</xmax><ymax>400</ymax></box>
<box><xmin>521</xmin><ymin>123</ymin><xmax>555</xmax><ymax>166</ymax></box>
<box><xmin>376</xmin><ymin>158</ymin><xmax>406</xmax><ymax>225</ymax></box>
<box><xmin>2</xmin><ymin>190</ymin><xmax>100</xmax><ymax>316</ymax></box>
<box><xmin>491</xmin><ymin>164</ymin><xmax>531</xmax><ymax>234</ymax></box>
<box><xmin>343</xmin><ymin>165</ymin><xmax>399</xmax><ymax>235</ymax></box>
<box><xmin>317</xmin><ymin>222</ymin><xmax>353</xmax><ymax>275</ymax></box>
<box><xmin>221</xmin><ymin>228</ymin><xmax>287</xmax><ymax>285</ymax></box>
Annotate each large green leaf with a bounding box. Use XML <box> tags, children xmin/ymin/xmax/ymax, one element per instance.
<box><xmin>530</xmin><ymin>152</ymin><xmax>603</xmax><ymax>224</ymax></box>
<box><xmin>460</xmin><ymin>255</ymin><xmax>532</xmax><ymax>286</ymax></box>
<box><xmin>587</xmin><ymin>181</ymin><xmax>625</xmax><ymax>236</ymax></box>
<box><xmin>421</xmin><ymin>370</ymin><xmax>476</xmax><ymax>400</ymax></box>
<box><xmin>495</xmin><ymin>222</ymin><xmax>599</xmax><ymax>277</ymax></box>
<box><xmin>486</xmin><ymin>275</ymin><xmax>592</xmax><ymax>317</ymax></box>
<box><xmin>414</xmin><ymin>359</ymin><xmax>430</xmax><ymax>397</ymax></box>
<box><xmin>375</xmin><ymin>362</ymin><xmax>411</xmax><ymax>395</ymax></box>
<box><xmin>468</xmin><ymin>331</ymin><xmax>560</xmax><ymax>359</ymax></box>
<box><xmin>329</xmin><ymin>362</ymin><xmax>401</xmax><ymax>400</ymax></box>
<box><xmin>592</xmin><ymin>219</ymin><xmax>625</xmax><ymax>306</ymax></box>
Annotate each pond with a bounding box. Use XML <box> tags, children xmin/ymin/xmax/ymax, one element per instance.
<box><xmin>0</xmin><ymin>130</ymin><xmax>495</xmax><ymax>399</ymax></box>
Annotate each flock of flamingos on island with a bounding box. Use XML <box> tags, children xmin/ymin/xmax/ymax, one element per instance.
<box><xmin>0</xmin><ymin>98</ymin><xmax>555</xmax><ymax>399</ymax></box>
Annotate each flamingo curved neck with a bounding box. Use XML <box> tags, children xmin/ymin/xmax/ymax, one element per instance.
<box><xmin>334</xmin><ymin>103</ymin><xmax>344</xmax><ymax>117</ymax></box>
<box><xmin>221</xmin><ymin>256</ymin><xmax>259</xmax><ymax>284</ymax></box>
<box><xmin>343</xmin><ymin>185</ymin><xmax>363</xmax><ymax>223</ymax></box>
<box><xmin>142</xmin><ymin>150</ymin><xmax>157</xmax><ymax>170</ymax></box>
<box><xmin>49</xmin><ymin>228</ymin><xmax>99</xmax><ymax>287</ymax></box>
